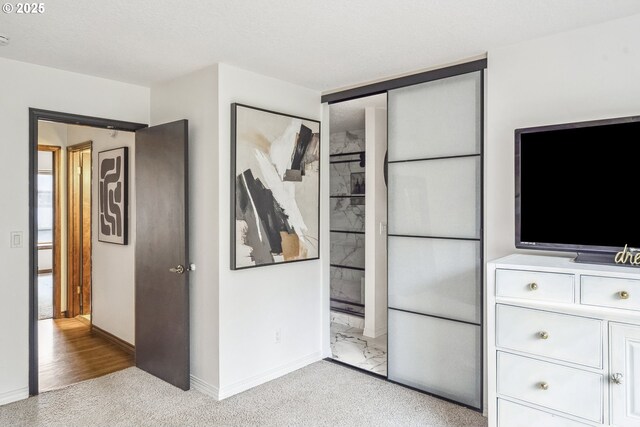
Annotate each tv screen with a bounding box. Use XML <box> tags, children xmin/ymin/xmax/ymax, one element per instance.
<box><xmin>516</xmin><ymin>116</ymin><xmax>640</xmax><ymax>255</ymax></box>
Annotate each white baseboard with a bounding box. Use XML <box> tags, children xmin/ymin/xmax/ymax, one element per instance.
<box><xmin>0</xmin><ymin>387</ymin><xmax>29</xmax><ymax>406</ymax></box>
<box><xmin>363</xmin><ymin>326</ymin><xmax>388</xmax><ymax>338</ymax></box>
<box><xmin>218</xmin><ymin>351</ymin><xmax>322</xmax><ymax>400</ymax></box>
<box><xmin>190</xmin><ymin>375</ymin><xmax>219</xmax><ymax>400</ymax></box>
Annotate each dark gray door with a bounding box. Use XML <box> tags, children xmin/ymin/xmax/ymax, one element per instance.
<box><xmin>135</xmin><ymin>120</ymin><xmax>190</xmax><ymax>390</ymax></box>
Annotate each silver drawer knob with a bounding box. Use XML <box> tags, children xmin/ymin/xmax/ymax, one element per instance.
<box><xmin>619</xmin><ymin>291</ymin><xmax>630</xmax><ymax>300</ymax></box>
<box><xmin>611</xmin><ymin>373</ymin><xmax>623</xmax><ymax>384</ymax></box>
<box><xmin>538</xmin><ymin>331</ymin><xmax>549</xmax><ymax>340</ymax></box>
<box><xmin>529</xmin><ymin>282</ymin><xmax>538</xmax><ymax>291</ymax></box>
<box><xmin>538</xmin><ymin>382</ymin><xmax>549</xmax><ymax>390</ymax></box>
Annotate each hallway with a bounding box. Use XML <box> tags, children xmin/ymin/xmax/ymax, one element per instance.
<box><xmin>38</xmin><ymin>318</ymin><xmax>134</xmax><ymax>392</ymax></box>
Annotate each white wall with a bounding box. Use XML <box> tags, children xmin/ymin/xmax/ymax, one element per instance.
<box><xmin>150</xmin><ymin>65</ymin><xmax>220</xmax><ymax>394</ymax></box>
<box><xmin>321</xmin><ymin>103</ymin><xmax>332</xmax><ymax>358</ymax></box>
<box><xmin>66</xmin><ymin>125</ymin><xmax>137</xmax><ymax>344</ymax></box>
<box><xmin>364</xmin><ymin>107</ymin><xmax>388</xmax><ymax>338</ymax></box>
<box><xmin>486</xmin><ymin>13</ymin><xmax>640</xmax><ymax>263</ymax></box>
<box><xmin>217</xmin><ymin>64</ymin><xmax>323</xmax><ymax>398</ymax></box>
<box><xmin>0</xmin><ymin>57</ymin><xmax>149</xmax><ymax>405</ymax></box>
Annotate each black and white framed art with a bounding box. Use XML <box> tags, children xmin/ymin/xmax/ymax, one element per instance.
<box><xmin>98</xmin><ymin>147</ymin><xmax>128</xmax><ymax>245</ymax></box>
<box><xmin>231</xmin><ymin>103</ymin><xmax>320</xmax><ymax>270</ymax></box>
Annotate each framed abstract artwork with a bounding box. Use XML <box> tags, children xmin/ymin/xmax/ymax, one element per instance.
<box><xmin>98</xmin><ymin>147</ymin><xmax>128</xmax><ymax>245</ymax></box>
<box><xmin>231</xmin><ymin>103</ymin><xmax>320</xmax><ymax>269</ymax></box>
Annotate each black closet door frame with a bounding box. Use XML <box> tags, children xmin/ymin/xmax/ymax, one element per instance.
<box><xmin>322</xmin><ymin>58</ymin><xmax>486</xmax><ymax>412</ymax></box>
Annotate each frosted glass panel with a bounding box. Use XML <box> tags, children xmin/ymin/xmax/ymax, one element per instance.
<box><xmin>388</xmin><ymin>72</ymin><xmax>481</xmax><ymax>161</ymax></box>
<box><xmin>388</xmin><ymin>237</ymin><xmax>481</xmax><ymax>323</ymax></box>
<box><xmin>388</xmin><ymin>156</ymin><xmax>480</xmax><ymax>238</ymax></box>
<box><xmin>388</xmin><ymin>309</ymin><xmax>482</xmax><ymax>408</ymax></box>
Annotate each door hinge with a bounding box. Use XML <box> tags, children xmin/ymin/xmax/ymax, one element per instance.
<box><xmin>77</xmin><ymin>285</ymin><xmax>81</xmax><ymax>295</ymax></box>
<box><xmin>77</xmin><ymin>166</ymin><xmax>82</xmax><ymax>175</ymax></box>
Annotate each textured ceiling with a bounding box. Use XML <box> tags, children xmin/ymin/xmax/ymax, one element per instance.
<box><xmin>330</xmin><ymin>94</ymin><xmax>386</xmax><ymax>133</ymax></box>
<box><xmin>1</xmin><ymin>1</ymin><xmax>640</xmax><ymax>91</ymax></box>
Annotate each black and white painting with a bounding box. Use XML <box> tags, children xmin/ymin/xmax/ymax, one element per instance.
<box><xmin>231</xmin><ymin>104</ymin><xmax>320</xmax><ymax>269</ymax></box>
<box><xmin>98</xmin><ymin>147</ymin><xmax>128</xmax><ymax>245</ymax></box>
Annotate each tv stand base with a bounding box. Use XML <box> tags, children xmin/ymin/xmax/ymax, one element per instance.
<box><xmin>574</xmin><ymin>251</ymin><xmax>617</xmax><ymax>265</ymax></box>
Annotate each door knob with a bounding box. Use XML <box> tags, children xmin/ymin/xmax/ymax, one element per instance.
<box><xmin>529</xmin><ymin>282</ymin><xmax>538</xmax><ymax>290</ymax></box>
<box><xmin>538</xmin><ymin>382</ymin><xmax>549</xmax><ymax>390</ymax></box>
<box><xmin>169</xmin><ymin>265</ymin><xmax>185</xmax><ymax>274</ymax></box>
<box><xmin>618</xmin><ymin>291</ymin><xmax>630</xmax><ymax>300</ymax></box>
<box><xmin>611</xmin><ymin>373</ymin><xmax>623</xmax><ymax>384</ymax></box>
<box><xmin>538</xmin><ymin>331</ymin><xmax>549</xmax><ymax>340</ymax></box>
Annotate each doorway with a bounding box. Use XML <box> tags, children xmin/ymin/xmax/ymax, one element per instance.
<box><xmin>323</xmin><ymin>59</ymin><xmax>485</xmax><ymax>410</ymax></box>
<box><xmin>328</xmin><ymin>93</ymin><xmax>388</xmax><ymax>376</ymax></box>
<box><xmin>30</xmin><ymin>111</ymin><xmax>147</xmax><ymax>394</ymax></box>
<box><xmin>30</xmin><ymin>110</ymin><xmax>192</xmax><ymax>395</ymax></box>
<box><xmin>66</xmin><ymin>142</ymin><xmax>92</xmax><ymax>322</ymax></box>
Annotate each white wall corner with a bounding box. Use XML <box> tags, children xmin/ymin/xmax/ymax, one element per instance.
<box><xmin>190</xmin><ymin>375</ymin><xmax>220</xmax><ymax>400</ymax></box>
<box><xmin>321</xmin><ymin>102</ymin><xmax>332</xmax><ymax>359</ymax></box>
<box><xmin>363</xmin><ymin>325</ymin><xmax>388</xmax><ymax>339</ymax></box>
<box><xmin>218</xmin><ymin>351</ymin><xmax>322</xmax><ymax>400</ymax></box>
<box><xmin>0</xmin><ymin>386</ymin><xmax>29</xmax><ymax>406</ymax></box>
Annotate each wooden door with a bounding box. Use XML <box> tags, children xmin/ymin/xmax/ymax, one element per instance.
<box><xmin>80</xmin><ymin>150</ymin><xmax>92</xmax><ymax>315</ymax></box>
<box><xmin>611</xmin><ymin>323</ymin><xmax>640</xmax><ymax>426</ymax></box>
<box><xmin>135</xmin><ymin>120</ymin><xmax>190</xmax><ymax>390</ymax></box>
<box><xmin>67</xmin><ymin>142</ymin><xmax>92</xmax><ymax>318</ymax></box>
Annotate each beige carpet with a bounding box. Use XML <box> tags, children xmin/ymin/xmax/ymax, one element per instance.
<box><xmin>0</xmin><ymin>361</ymin><xmax>486</xmax><ymax>426</ymax></box>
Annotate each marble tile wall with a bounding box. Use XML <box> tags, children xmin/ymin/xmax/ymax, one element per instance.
<box><xmin>330</xmin><ymin>301</ymin><xmax>365</xmax><ymax>316</ymax></box>
<box><xmin>330</xmin><ymin>199</ymin><xmax>365</xmax><ymax>232</ymax></box>
<box><xmin>330</xmin><ymin>266</ymin><xmax>364</xmax><ymax>303</ymax></box>
<box><xmin>330</xmin><ymin>232</ymin><xmax>365</xmax><ymax>269</ymax></box>
<box><xmin>330</xmin><ymin>311</ymin><xmax>365</xmax><ymax>329</ymax></box>
<box><xmin>330</xmin><ymin>129</ymin><xmax>366</xmax><ymax>314</ymax></box>
<box><xmin>329</xmin><ymin>130</ymin><xmax>365</xmax><ymax>155</ymax></box>
<box><xmin>329</xmin><ymin>162</ymin><xmax>365</xmax><ymax>197</ymax></box>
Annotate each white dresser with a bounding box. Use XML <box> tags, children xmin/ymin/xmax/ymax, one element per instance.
<box><xmin>487</xmin><ymin>254</ymin><xmax>640</xmax><ymax>427</ymax></box>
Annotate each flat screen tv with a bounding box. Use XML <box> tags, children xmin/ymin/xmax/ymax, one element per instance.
<box><xmin>515</xmin><ymin>115</ymin><xmax>640</xmax><ymax>264</ymax></box>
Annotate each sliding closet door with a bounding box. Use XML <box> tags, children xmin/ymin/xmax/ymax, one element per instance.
<box><xmin>387</xmin><ymin>71</ymin><xmax>483</xmax><ymax>409</ymax></box>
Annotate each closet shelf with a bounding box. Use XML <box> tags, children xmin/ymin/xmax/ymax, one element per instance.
<box><xmin>330</xmin><ymin>297</ymin><xmax>365</xmax><ymax>307</ymax></box>
<box><xmin>329</xmin><ymin>150</ymin><xmax>365</xmax><ymax>157</ymax></box>
<box><xmin>330</xmin><ymin>264</ymin><xmax>365</xmax><ymax>271</ymax></box>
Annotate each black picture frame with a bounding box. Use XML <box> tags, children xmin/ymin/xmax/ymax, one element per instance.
<box><xmin>350</xmin><ymin>172</ymin><xmax>365</xmax><ymax>195</ymax></box>
<box><xmin>97</xmin><ymin>146</ymin><xmax>128</xmax><ymax>245</ymax></box>
<box><xmin>230</xmin><ymin>103</ymin><xmax>321</xmax><ymax>270</ymax></box>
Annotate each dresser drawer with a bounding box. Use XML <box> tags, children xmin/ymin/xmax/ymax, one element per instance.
<box><xmin>496</xmin><ymin>269</ymin><xmax>574</xmax><ymax>303</ymax></box>
<box><xmin>498</xmin><ymin>399</ymin><xmax>590</xmax><ymax>427</ymax></box>
<box><xmin>497</xmin><ymin>352</ymin><xmax>603</xmax><ymax>423</ymax></box>
<box><xmin>581</xmin><ymin>275</ymin><xmax>640</xmax><ymax>311</ymax></box>
<box><xmin>496</xmin><ymin>305</ymin><xmax>602</xmax><ymax>368</ymax></box>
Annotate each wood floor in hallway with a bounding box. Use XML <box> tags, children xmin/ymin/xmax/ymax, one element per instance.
<box><xmin>38</xmin><ymin>318</ymin><xmax>134</xmax><ymax>392</ymax></box>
